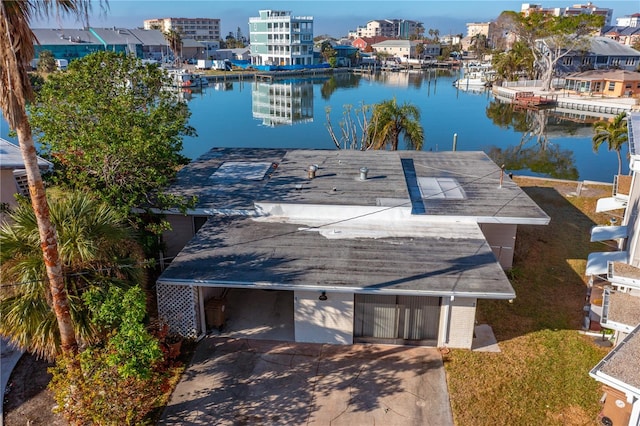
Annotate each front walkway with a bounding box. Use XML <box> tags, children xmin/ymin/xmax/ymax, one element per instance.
<box><xmin>159</xmin><ymin>337</ymin><xmax>453</xmax><ymax>425</ymax></box>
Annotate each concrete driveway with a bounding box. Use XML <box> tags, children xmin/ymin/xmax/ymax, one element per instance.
<box><xmin>159</xmin><ymin>337</ymin><xmax>453</xmax><ymax>425</ymax></box>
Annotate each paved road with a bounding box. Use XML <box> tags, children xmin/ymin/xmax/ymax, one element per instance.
<box><xmin>160</xmin><ymin>337</ymin><xmax>453</xmax><ymax>425</ymax></box>
<box><xmin>1</xmin><ymin>339</ymin><xmax>23</xmax><ymax>426</ymax></box>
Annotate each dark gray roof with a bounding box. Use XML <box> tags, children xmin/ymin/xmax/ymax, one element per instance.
<box><xmin>590</xmin><ymin>324</ymin><xmax>640</xmax><ymax>395</ymax></box>
<box><xmin>158</xmin><ymin>215</ymin><xmax>516</xmax><ymax>299</ymax></box>
<box><xmin>127</xmin><ymin>28</ymin><xmax>168</xmax><ymax>46</ymax></box>
<box><xmin>0</xmin><ymin>139</ymin><xmax>52</xmax><ymax>170</ymax></box>
<box><xmin>168</xmin><ymin>148</ymin><xmax>550</xmax><ymax>224</ymax></box>
<box><xmin>32</xmin><ymin>28</ymin><xmax>100</xmax><ymax>46</ymax></box>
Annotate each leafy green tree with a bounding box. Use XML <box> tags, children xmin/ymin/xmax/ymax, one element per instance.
<box><xmin>37</xmin><ymin>49</ymin><xmax>57</xmax><ymax>73</ymax></box>
<box><xmin>492</xmin><ymin>41</ymin><xmax>535</xmax><ymax>81</ymax></box>
<box><xmin>592</xmin><ymin>112</ymin><xmax>628</xmax><ymax>175</ymax></box>
<box><xmin>30</xmin><ymin>51</ymin><xmax>196</xmax><ymax>223</ymax></box>
<box><xmin>50</xmin><ymin>285</ymin><xmax>165</xmax><ymax>425</ymax></box>
<box><xmin>368</xmin><ymin>98</ymin><xmax>424</xmax><ymax>150</ymax></box>
<box><xmin>319</xmin><ymin>40</ymin><xmax>337</xmax><ymax>66</ymax></box>
<box><xmin>0</xmin><ymin>190</ymin><xmax>144</xmax><ymax>360</ymax></box>
<box><xmin>0</xmin><ymin>0</ymin><xmax>98</xmax><ymax>358</ymax></box>
<box><xmin>499</xmin><ymin>11</ymin><xmax>603</xmax><ymax>90</ymax></box>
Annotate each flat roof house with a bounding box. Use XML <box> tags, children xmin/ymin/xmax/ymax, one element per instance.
<box><xmin>157</xmin><ymin>149</ymin><xmax>549</xmax><ymax>349</ymax></box>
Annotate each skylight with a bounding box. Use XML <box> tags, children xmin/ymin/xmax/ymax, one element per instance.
<box><xmin>417</xmin><ymin>177</ymin><xmax>466</xmax><ymax>200</ymax></box>
<box><xmin>211</xmin><ymin>161</ymin><xmax>273</xmax><ymax>181</ymax></box>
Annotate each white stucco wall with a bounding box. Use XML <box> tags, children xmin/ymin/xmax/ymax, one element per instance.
<box><xmin>439</xmin><ymin>297</ymin><xmax>477</xmax><ymax>349</ymax></box>
<box><xmin>294</xmin><ymin>291</ymin><xmax>354</xmax><ymax>345</ymax></box>
<box><xmin>480</xmin><ymin>223</ymin><xmax>517</xmax><ymax>270</ymax></box>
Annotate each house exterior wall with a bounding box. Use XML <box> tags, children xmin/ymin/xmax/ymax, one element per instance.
<box><xmin>443</xmin><ymin>297</ymin><xmax>477</xmax><ymax>349</ymax></box>
<box><xmin>623</xmin><ymin>173</ymin><xmax>640</xmax><ymax>267</ymax></box>
<box><xmin>163</xmin><ymin>215</ymin><xmax>208</xmax><ymax>260</ymax></box>
<box><xmin>294</xmin><ymin>290</ymin><xmax>354</xmax><ymax>344</ymax></box>
<box><xmin>0</xmin><ymin>169</ymin><xmax>18</xmax><ymax>208</ymax></box>
<box><xmin>480</xmin><ymin>223</ymin><xmax>517</xmax><ymax>269</ymax></box>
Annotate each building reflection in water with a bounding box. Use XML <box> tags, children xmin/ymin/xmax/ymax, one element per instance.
<box><xmin>251</xmin><ymin>80</ymin><xmax>314</xmax><ymax>127</ymax></box>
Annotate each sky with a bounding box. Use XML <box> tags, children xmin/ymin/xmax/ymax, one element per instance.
<box><xmin>31</xmin><ymin>0</ymin><xmax>640</xmax><ymax>38</ymax></box>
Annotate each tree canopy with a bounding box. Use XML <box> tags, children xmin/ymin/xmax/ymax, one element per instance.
<box><xmin>30</xmin><ymin>51</ymin><xmax>196</xmax><ymax>219</ymax></box>
<box><xmin>498</xmin><ymin>11</ymin><xmax>603</xmax><ymax>89</ymax></box>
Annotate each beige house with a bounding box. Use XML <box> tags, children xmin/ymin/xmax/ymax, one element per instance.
<box><xmin>563</xmin><ymin>70</ymin><xmax>640</xmax><ymax>98</ymax></box>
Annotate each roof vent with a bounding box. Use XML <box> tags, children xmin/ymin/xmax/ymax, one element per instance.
<box><xmin>307</xmin><ymin>164</ymin><xmax>318</xmax><ymax>179</ymax></box>
<box><xmin>359</xmin><ymin>167</ymin><xmax>369</xmax><ymax>180</ymax></box>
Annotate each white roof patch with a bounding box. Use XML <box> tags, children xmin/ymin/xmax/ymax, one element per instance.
<box><xmin>211</xmin><ymin>161</ymin><xmax>272</xmax><ymax>181</ymax></box>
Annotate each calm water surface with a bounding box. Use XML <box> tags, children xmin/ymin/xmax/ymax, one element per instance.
<box><xmin>1</xmin><ymin>70</ymin><xmax>626</xmax><ymax>182</ymax></box>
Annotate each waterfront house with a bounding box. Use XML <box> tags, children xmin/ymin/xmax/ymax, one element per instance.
<box><xmin>351</xmin><ymin>36</ymin><xmax>391</xmax><ymax>51</ymax></box>
<box><xmin>586</xmin><ymin>112</ymin><xmax>640</xmax><ymax>426</ymax></box>
<box><xmin>563</xmin><ymin>70</ymin><xmax>640</xmax><ymax>98</ymax></box>
<box><xmin>248</xmin><ymin>10</ymin><xmax>314</xmax><ymax>67</ymax></box>
<box><xmin>0</xmin><ymin>138</ymin><xmax>52</xmax><ymax>210</ymax></box>
<box><xmin>156</xmin><ymin>149</ymin><xmax>549</xmax><ymax>349</ymax></box>
<box><xmin>550</xmin><ymin>37</ymin><xmax>640</xmax><ymax>74</ymax></box>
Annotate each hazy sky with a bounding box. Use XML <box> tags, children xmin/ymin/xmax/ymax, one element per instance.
<box><xmin>32</xmin><ymin>1</ymin><xmax>640</xmax><ymax>37</ymax></box>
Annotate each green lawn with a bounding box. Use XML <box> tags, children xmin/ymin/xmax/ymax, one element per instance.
<box><xmin>444</xmin><ymin>179</ymin><xmax>614</xmax><ymax>425</ymax></box>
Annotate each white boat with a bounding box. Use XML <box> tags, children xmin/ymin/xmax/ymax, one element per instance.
<box><xmin>167</xmin><ymin>69</ymin><xmax>207</xmax><ymax>88</ymax></box>
<box><xmin>454</xmin><ymin>63</ymin><xmax>495</xmax><ymax>88</ymax></box>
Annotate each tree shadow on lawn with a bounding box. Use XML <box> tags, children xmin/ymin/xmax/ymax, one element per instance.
<box><xmin>477</xmin><ymin>185</ymin><xmax>618</xmax><ymax>342</ymax></box>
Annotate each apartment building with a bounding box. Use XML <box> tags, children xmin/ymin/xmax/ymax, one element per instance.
<box><xmin>521</xmin><ymin>3</ymin><xmax>612</xmax><ymax>26</ymax></box>
<box><xmin>248</xmin><ymin>10</ymin><xmax>314</xmax><ymax>67</ymax></box>
<box><xmin>616</xmin><ymin>13</ymin><xmax>640</xmax><ymax>28</ymax></box>
<box><xmin>143</xmin><ymin>17</ymin><xmax>221</xmax><ymax>42</ymax></box>
<box><xmin>348</xmin><ymin>19</ymin><xmax>424</xmax><ymax>39</ymax></box>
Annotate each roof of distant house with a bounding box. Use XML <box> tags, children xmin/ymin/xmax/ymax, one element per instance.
<box><xmin>590</xmin><ymin>324</ymin><xmax>640</xmax><ymax>395</ymax></box>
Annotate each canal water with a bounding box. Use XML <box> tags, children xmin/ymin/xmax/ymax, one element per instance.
<box><xmin>1</xmin><ymin>70</ymin><xmax>627</xmax><ymax>182</ymax></box>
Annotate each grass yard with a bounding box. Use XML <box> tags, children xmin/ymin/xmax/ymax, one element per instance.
<box><xmin>444</xmin><ymin>177</ymin><xmax>618</xmax><ymax>425</ymax></box>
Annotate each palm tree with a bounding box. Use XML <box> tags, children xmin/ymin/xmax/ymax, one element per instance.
<box><xmin>592</xmin><ymin>112</ymin><xmax>628</xmax><ymax>176</ymax></box>
<box><xmin>368</xmin><ymin>99</ymin><xmax>424</xmax><ymax>150</ymax></box>
<box><xmin>0</xmin><ymin>190</ymin><xmax>144</xmax><ymax>360</ymax></box>
<box><xmin>0</xmin><ymin>0</ymin><xmax>96</xmax><ymax>356</ymax></box>
<box><xmin>164</xmin><ymin>29</ymin><xmax>182</xmax><ymax>65</ymax></box>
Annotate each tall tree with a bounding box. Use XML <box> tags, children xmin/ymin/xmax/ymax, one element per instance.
<box><xmin>36</xmin><ymin>49</ymin><xmax>57</xmax><ymax>73</ymax></box>
<box><xmin>500</xmin><ymin>11</ymin><xmax>603</xmax><ymax>90</ymax></box>
<box><xmin>29</xmin><ymin>51</ymin><xmax>195</xmax><ymax>222</ymax></box>
<box><xmin>0</xmin><ymin>190</ymin><xmax>143</xmax><ymax>360</ymax></box>
<box><xmin>164</xmin><ymin>28</ymin><xmax>182</xmax><ymax>65</ymax></box>
<box><xmin>368</xmin><ymin>98</ymin><xmax>424</xmax><ymax>150</ymax></box>
<box><xmin>592</xmin><ymin>112</ymin><xmax>628</xmax><ymax>176</ymax></box>
<box><xmin>0</xmin><ymin>0</ymin><xmax>98</xmax><ymax>356</ymax></box>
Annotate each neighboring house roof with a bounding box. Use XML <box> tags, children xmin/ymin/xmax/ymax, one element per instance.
<box><xmin>606</xmin><ymin>291</ymin><xmax>640</xmax><ymax>328</ymax></box>
<box><xmin>127</xmin><ymin>28</ymin><xmax>167</xmax><ymax>46</ymax></box>
<box><xmin>582</xmin><ymin>36</ymin><xmax>640</xmax><ymax>56</ymax></box>
<box><xmin>371</xmin><ymin>39</ymin><xmax>412</xmax><ymax>49</ymax></box>
<box><xmin>565</xmin><ymin>69</ymin><xmax>640</xmax><ymax>82</ymax></box>
<box><xmin>32</xmin><ymin>28</ymin><xmax>99</xmax><ymax>46</ymax></box>
<box><xmin>0</xmin><ymin>138</ymin><xmax>52</xmax><ymax>170</ymax></box>
<box><xmin>590</xmin><ymin>323</ymin><xmax>640</xmax><ymax>396</ymax></box>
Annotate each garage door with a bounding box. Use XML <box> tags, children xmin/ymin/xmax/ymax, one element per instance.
<box><xmin>354</xmin><ymin>294</ymin><xmax>440</xmax><ymax>345</ymax></box>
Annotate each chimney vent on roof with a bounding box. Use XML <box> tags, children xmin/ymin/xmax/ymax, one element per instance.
<box><xmin>359</xmin><ymin>167</ymin><xmax>369</xmax><ymax>180</ymax></box>
<box><xmin>307</xmin><ymin>164</ymin><xmax>318</xmax><ymax>179</ymax></box>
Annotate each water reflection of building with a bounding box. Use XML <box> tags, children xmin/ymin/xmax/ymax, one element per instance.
<box><xmin>252</xmin><ymin>81</ymin><xmax>314</xmax><ymax>126</ymax></box>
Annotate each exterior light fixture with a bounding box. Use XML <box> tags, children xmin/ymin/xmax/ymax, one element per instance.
<box><xmin>319</xmin><ymin>291</ymin><xmax>327</xmax><ymax>301</ymax></box>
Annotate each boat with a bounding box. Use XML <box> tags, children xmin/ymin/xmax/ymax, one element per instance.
<box><xmin>453</xmin><ymin>63</ymin><xmax>495</xmax><ymax>89</ymax></box>
<box><xmin>167</xmin><ymin>69</ymin><xmax>208</xmax><ymax>88</ymax></box>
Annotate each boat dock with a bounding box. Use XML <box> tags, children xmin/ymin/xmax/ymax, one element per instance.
<box><xmin>493</xmin><ymin>85</ymin><xmax>637</xmax><ymax>115</ymax></box>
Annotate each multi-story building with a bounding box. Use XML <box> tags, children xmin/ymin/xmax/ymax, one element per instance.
<box><xmin>143</xmin><ymin>17</ymin><xmax>221</xmax><ymax>42</ymax></box>
<box><xmin>348</xmin><ymin>19</ymin><xmax>424</xmax><ymax>39</ymax></box>
<box><xmin>248</xmin><ymin>10</ymin><xmax>314</xmax><ymax>67</ymax></box>
<box><xmin>616</xmin><ymin>13</ymin><xmax>640</xmax><ymax>28</ymax></box>
<box><xmin>521</xmin><ymin>3</ymin><xmax>612</xmax><ymax>26</ymax></box>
